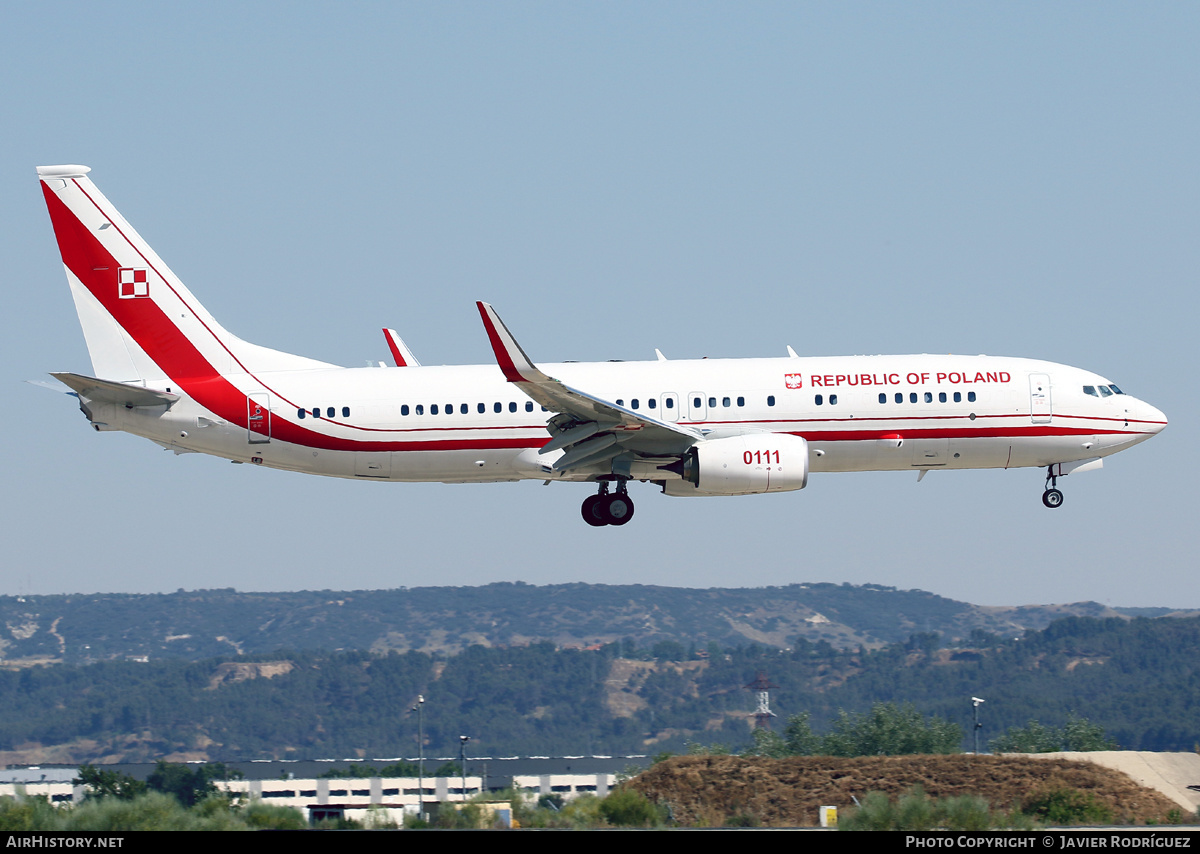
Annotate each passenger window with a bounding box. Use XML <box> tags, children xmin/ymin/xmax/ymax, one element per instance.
<box><xmin>648</xmin><ymin>398</ymin><xmax>656</xmax><ymax>409</ymax></box>
<box><xmin>693</xmin><ymin>397</ymin><xmax>702</xmax><ymax>408</ymax></box>
<box><xmin>525</xmin><ymin>401</ymin><xmax>534</xmax><ymax>412</ymax></box>
<box><xmin>431</xmin><ymin>404</ymin><xmax>439</xmax><ymax>415</ymax></box>
<box><xmin>967</xmin><ymin>392</ymin><xmax>976</xmax><ymax>403</ymax></box>
<box><xmin>924</xmin><ymin>392</ymin><xmax>933</xmax><ymax>403</ymax></box>
<box><xmin>954</xmin><ymin>392</ymin><xmax>961</xmax><ymax>403</ymax></box>
<box><xmin>401</xmin><ymin>405</ymin><xmax>410</xmax><ymax>416</ymax></box>
<box><xmin>342</xmin><ymin>407</ymin><xmax>350</xmax><ymax>418</ymax></box>
<box><xmin>461</xmin><ymin>404</ymin><xmax>469</xmax><ymax>414</ymax></box>
<box><xmin>879</xmin><ymin>393</ymin><xmax>887</xmax><ymax>404</ymax></box>
<box><xmin>509</xmin><ymin>402</ymin><xmax>517</xmax><ymax>413</ymax></box>
<box><xmin>327</xmin><ymin>407</ymin><xmax>335</xmax><ymax>418</ymax></box>
<box><xmin>895</xmin><ymin>393</ymin><xmax>903</xmax><ymax>404</ymax></box>
<box><xmin>478</xmin><ymin>403</ymin><xmax>486</xmax><ymax>413</ymax></box>
<box><xmin>311</xmin><ymin>408</ymin><xmax>320</xmax><ymax>418</ymax></box>
<box><xmin>494</xmin><ymin>402</ymin><xmax>502</xmax><ymax>413</ymax></box>
<box><xmin>722</xmin><ymin>397</ymin><xmax>731</xmax><ymax>407</ymax></box>
<box><xmin>768</xmin><ymin>396</ymin><xmax>776</xmax><ymax>407</ymax></box>
<box><xmin>665</xmin><ymin>398</ymin><xmax>674</xmax><ymax>409</ymax></box>
<box><xmin>616</xmin><ymin>399</ymin><xmax>624</xmax><ymax>406</ymax></box>
<box><xmin>939</xmin><ymin>392</ymin><xmax>947</xmax><ymax>403</ymax></box>
<box><xmin>830</xmin><ymin>394</ymin><xmax>838</xmax><ymax>405</ymax></box>
<box><xmin>736</xmin><ymin>396</ymin><xmax>745</xmax><ymax>407</ymax></box>
<box><xmin>297</xmin><ymin>409</ymin><xmax>306</xmax><ymax>419</ymax></box>
<box><xmin>416</xmin><ymin>404</ymin><xmax>424</xmax><ymax>415</ymax></box>
<box><xmin>909</xmin><ymin>393</ymin><xmax>917</xmax><ymax>404</ymax></box>
<box><xmin>708</xmin><ymin>397</ymin><xmax>717</xmax><ymax>408</ymax></box>
<box><xmin>631</xmin><ymin>399</ymin><xmax>640</xmax><ymax>410</ymax></box>
<box><xmin>815</xmin><ymin>394</ymin><xmax>823</xmax><ymax>406</ymax></box>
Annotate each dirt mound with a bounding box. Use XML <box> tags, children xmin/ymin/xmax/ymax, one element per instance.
<box><xmin>628</xmin><ymin>754</ymin><xmax>1182</xmax><ymax>827</ymax></box>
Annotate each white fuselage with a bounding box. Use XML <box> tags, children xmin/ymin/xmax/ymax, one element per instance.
<box><xmin>92</xmin><ymin>353</ymin><xmax>1165</xmax><ymax>487</ymax></box>
<box><xmin>36</xmin><ymin>164</ymin><xmax>1166</xmax><ymax>518</ymax></box>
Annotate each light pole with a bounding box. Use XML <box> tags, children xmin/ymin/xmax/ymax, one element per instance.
<box><xmin>459</xmin><ymin>735</ymin><xmax>471</xmax><ymax>802</ymax></box>
<box><xmin>972</xmin><ymin>697</ymin><xmax>985</xmax><ymax>754</ymax></box>
<box><xmin>413</xmin><ymin>695</ymin><xmax>425</xmax><ymax>821</ymax></box>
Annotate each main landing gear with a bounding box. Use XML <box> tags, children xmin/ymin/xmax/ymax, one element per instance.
<box><xmin>582</xmin><ymin>480</ymin><xmax>635</xmax><ymax>527</ymax></box>
<box><xmin>1042</xmin><ymin>466</ymin><xmax>1064</xmax><ymax>509</ymax></box>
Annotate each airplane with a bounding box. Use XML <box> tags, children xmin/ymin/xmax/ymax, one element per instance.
<box><xmin>36</xmin><ymin>165</ymin><xmax>1168</xmax><ymax>527</ymax></box>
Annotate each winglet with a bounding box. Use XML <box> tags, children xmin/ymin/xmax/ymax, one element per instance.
<box><xmin>382</xmin><ymin>328</ymin><xmax>420</xmax><ymax>367</ymax></box>
<box><xmin>476</xmin><ymin>302</ymin><xmax>547</xmax><ymax>384</ymax></box>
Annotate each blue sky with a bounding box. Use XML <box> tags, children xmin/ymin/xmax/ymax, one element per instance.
<box><xmin>2</xmin><ymin>2</ymin><xmax>1195</xmax><ymax>606</ymax></box>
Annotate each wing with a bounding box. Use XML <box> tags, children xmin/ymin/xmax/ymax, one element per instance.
<box><xmin>476</xmin><ymin>302</ymin><xmax>701</xmax><ymax>473</ymax></box>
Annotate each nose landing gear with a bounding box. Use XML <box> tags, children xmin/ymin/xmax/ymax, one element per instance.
<box><xmin>581</xmin><ymin>480</ymin><xmax>636</xmax><ymax>527</ymax></box>
<box><xmin>1042</xmin><ymin>466</ymin><xmax>1064</xmax><ymax>508</ymax></box>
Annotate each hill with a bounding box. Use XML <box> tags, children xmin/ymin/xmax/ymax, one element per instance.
<box><xmin>1</xmin><ymin>614</ymin><xmax>1199</xmax><ymax>763</ymax></box>
<box><xmin>3</xmin><ymin>582</ymin><xmax>1191</xmax><ymax>665</ymax></box>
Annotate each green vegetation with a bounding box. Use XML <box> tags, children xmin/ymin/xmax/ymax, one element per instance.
<box><xmin>991</xmin><ymin>714</ymin><xmax>1118</xmax><ymax>753</ymax></box>
<box><xmin>0</xmin><ymin>582</ymin><xmax>982</xmax><ymax>664</ymax></box>
<box><xmin>75</xmin><ymin>761</ymin><xmax>241</xmax><ymax>807</ymax></box>
<box><xmin>598</xmin><ymin>788</ymin><xmax>667</xmax><ymax>827</ymax></box>
<box><xmin>738</xmin><ymin>703</ymin><xmax>962</xmax><ymax>757</ymax></box>
<box><xmin>73</xmin><ymin>765</ymin><xmax>146</xmax><ymax>800</ymax></box>
<box><xmin>1020</xmin><ymin>787</ymin><xmax>1112</xmax><ymax>825</ymax></box>
<box><xmin>0</xmin><ymin>792</ymin><xmax>305</xmax><ymax>831</ymax></box>
<box><xmin>0</xmin><ymin>612</ymin><xmax>1196</xmax><ymax>759</ymax></box>
<box><xmin>840</xmin><ymin>788</ymin><xmax>1036</xmax><ymax>831</ymax></box>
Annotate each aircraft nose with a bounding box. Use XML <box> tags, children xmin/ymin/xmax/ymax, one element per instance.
<box><xmin>1140</xmin><ymin>400</ymin><xmax>1168</xmax><ymax>434</ymax></box>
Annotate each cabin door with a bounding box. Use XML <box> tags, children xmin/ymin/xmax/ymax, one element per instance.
<box><xmin>1029</xmin><ymin>373</ymin><xmax>1052</xmax><ymax>424</ymax></box>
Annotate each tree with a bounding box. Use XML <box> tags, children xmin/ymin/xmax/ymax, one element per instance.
<box><xmin>783</xmin><ymin>712</ymin><xmax>822</xmax><ymax>756</ymax></box>
<box><xmin>744</xmin><ymin>727</ymin><xmax>788</xmax><ymax>758</ymax></box>
<box><xmin>821</xmin><ymin>702</ymin><xmax>962</xmax><ymax>756</ymax></box>
<box><xmin>991</xmin><ymin>714</ymin><xmax>1117</xmax><ymax>753</ymax></box>
<box><xmin>145</xmin><ymin>761</ymin><xmax>240</xmax><ymax>807</ymax></box>
<box><xmin>990</xmin><ymin>719</ymin><xmax>1062</xmax><ymax>753</ymax></box>
<box><xmin>74</xmin><ymin>765</ymin><xmax>146</xmax><ymax>801</ymax></box>
<box><xmin>1062</xmin><ymin>714</ymin><xmax>1118</xmax><ymax>751</ymax></box>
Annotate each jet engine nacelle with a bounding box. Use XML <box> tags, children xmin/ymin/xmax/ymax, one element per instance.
<box><xmin>663</xmin><ymin>433</ymin><xmax>809</xmax><ymax>496</ymax></box>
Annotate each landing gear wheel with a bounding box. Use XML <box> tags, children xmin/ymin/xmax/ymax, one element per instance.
<box><xmin>1042</xmin><ymin>488</ymin><xmax>1064</xmax><ymax>509</ymax></box>
<box><xmin>601</xmin><ymin>493</ymin><xmax>635</xmax><ymax>526</ymax></box>
<box><xmin>581</xmin><ymin>494</ymin><xmax>607</xmax><ymax>527</ymax></box>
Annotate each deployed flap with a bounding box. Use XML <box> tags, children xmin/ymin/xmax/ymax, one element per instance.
<box><xmin>476</xmin><ymin>302</ymin><xmax>701</xmax><ymax>467</ymax></box>
<box><xmin>51</xmin><ymin>372</ymin><xmax>178</xmax><ymax>407</ymax></box>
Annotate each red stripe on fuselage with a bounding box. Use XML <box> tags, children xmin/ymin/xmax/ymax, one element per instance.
<box><xmin>44</xmin><ymin>182</ymin><xmax>542</xmax><ymax>453</ymax></box>
<box><xmin>43</xmin><ymin>182</ymin><xmax>1156</xmax><ymax>457</ymax></box>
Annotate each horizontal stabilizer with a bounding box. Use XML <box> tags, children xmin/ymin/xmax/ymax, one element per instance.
<box><xmin>50</xmin><ymin>372</ymin><xmax>178</xmax><ymax>408</ymax></box>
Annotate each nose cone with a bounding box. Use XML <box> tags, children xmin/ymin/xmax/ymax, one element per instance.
<box><xmin>1139</xmin><ymin>400</ymin><xmax>1168</xmax><ymax>434</ymax></box>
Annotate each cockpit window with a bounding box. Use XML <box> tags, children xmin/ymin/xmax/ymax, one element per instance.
<box><xmin>1083</xmin><ymin>386</ymin><xmax>1098</xmax><ymax>397</ymax></box>
<box><xmin>1098</xmin><ymin>385</ymin><xmax>1113</xmax><ymax>397</ymax></box>
<box><xmin>1109</xmin><ymin>384</ymin><xmax>1124</xmax><ymax>395</ymax></box>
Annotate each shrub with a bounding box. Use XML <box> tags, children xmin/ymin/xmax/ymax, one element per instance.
<box><xmin>598</xmin><ymin>788</ymin><xmax>664</xmax><ymax>827</ymax></box>
<box><xmin>1021</xmin><ymin>788</ymin><xmax>1112</xmax><ymax>825</ymax></box>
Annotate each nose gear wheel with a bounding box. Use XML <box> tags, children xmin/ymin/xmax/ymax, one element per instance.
<box><xmin>1042</xmin><ymin>466</ymin><xmax>1064</xmax><ymax>509</ymax></box>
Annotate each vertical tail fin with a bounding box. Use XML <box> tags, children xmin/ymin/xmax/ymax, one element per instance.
<box><xmin>38</xmin><ymin>165</ymin><xmax>334</xmax><ymax>384</ymax></box>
